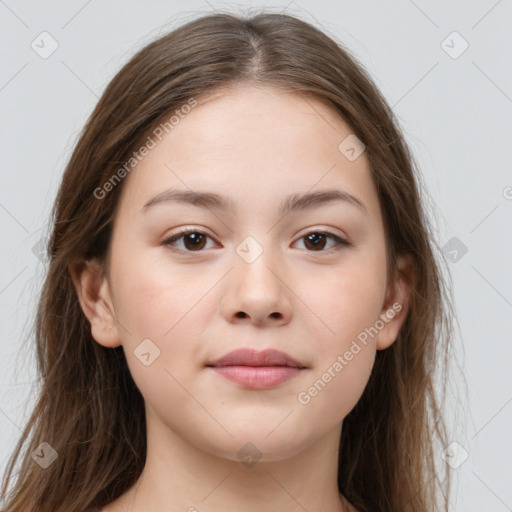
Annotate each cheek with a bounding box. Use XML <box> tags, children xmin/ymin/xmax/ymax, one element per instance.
<box><xmin>115</xmin><ymin>263</ymin><xmax>209</xmax><ymax>434</ymax></box>
<box><xmin>111</xmin><ymin>246</ymin><xmax>208</xmax><ymax>342</ymax></box>
<box><xmin>300</xmin><ymin>259</ymin><xmax>386</xmax><ymax>347</ymax></box>
<box><xmin>294</xmin><ymin>270</ymin><xmax>383</xmax><ymax>417</ymax></box>
<box><xmin>291</xmin><ymin>256</ymin><xmax>384</xmax><ymax>417</ymax></box>
<box><xmin>295</xmin><ymin>345</ymin><xmax>375</xmax><ymax>429</ymax></box>
<box><xmin>107</xmin><ymin>266</ymin><xmax>205</xmax><ymax>429</ymax></box>
<box><xmin>123</xmin><ymin>349</ymin><xmax>217</xmax><ymax>452</ymax></box>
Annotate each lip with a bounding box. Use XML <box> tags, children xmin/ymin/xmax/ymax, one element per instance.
<box><xmin>207</xmin><ymin>348</ymin><xmax>305</xmax><ymax>368</ymax></box>
<box><xmin>206</xmin><ymin>348</ymin><xmax>307</xmax><ymax>390</ymax></box>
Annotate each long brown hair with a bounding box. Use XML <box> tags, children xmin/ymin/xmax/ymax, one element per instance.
<box><xmin>2</xmin><ymin>10</ymin><xmax>455</xmax><ymax>511</ymax></box>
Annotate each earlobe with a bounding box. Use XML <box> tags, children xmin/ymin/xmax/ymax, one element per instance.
<box><xmin>375</xmin><ymin>253</ymin><xmax>414</xmax><ymax>351</ymax></box>
<box><xmin>68</xmin><ymin>258</ymin><xmax>122</xmax><ymax>348</ymax></box>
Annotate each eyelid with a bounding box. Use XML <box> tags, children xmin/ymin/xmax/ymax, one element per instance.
<box><xmin>161</xmin><ymin>226</ymin><xmax>218</xmax><ymax>253</ymax></box>
<box><xmin>161</xmin><ymin>226</ymin><xmax>352</xmax><ymax>253</ymax></box>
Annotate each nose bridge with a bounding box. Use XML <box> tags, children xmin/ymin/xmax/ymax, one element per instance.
<box><xmin>234</xmin><ymin>233</ymin><xmax>283</xmax><ymax>292</ymax></box>
<box><xmin>221</xmin><ymin>232</ymin><xmax>292</xmax><ymax>325</ymax></box>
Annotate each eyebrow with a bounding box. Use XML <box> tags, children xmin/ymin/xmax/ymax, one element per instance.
<box><xmin>141</xmin><ymin>188</ymin><xmax>368</xmax><ymax>216</ymax></box>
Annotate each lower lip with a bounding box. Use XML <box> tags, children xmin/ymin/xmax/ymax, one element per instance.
<box><xmin>210</xmin><ymin>366</ymin><xmax>302</xmax><ymax>389</ymax></box>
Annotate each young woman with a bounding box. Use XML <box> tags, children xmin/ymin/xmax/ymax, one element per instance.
<box><xmin>2</xmin><ymin>10</ymin><xmax>454</xmax><ymax>512</ymax></box>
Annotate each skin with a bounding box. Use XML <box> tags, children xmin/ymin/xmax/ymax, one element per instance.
<box><xmin>71</xmin><ymin>84</ymin><xmax>413</xmax><ymax>512</ymax></box>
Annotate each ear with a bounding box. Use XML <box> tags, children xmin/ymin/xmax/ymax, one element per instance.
<box><xmin>375</xmin><ymin>253</ymin><xmax>414</xmax><ymax>351</ymax></box>
<box><xmin>68</xmin><ymin>258</ymin><xmax>122</xmax><ymax>348</ymax></box>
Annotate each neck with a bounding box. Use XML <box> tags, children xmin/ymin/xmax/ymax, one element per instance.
<box><xmin>110</xmin><ymin>407</ymin><xmax>350</xmax><ymax>512</ymax></box>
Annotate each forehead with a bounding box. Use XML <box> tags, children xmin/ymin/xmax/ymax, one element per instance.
<box><xmin>116</xmin><ymin>84</ymin><xmax>381</xmax><ymax>222</ymax></box>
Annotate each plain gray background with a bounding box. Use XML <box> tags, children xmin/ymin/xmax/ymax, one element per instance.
<box><xmin>1</xmin><ymin>1</ymin><xmax>511</xmax><ymax>510</ymax></box>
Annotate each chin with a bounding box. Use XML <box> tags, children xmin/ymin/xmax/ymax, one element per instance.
<box><xmin>202</xmin><ymin>429</ymin><xmax>312</xmax><ymax>465</ymax></box>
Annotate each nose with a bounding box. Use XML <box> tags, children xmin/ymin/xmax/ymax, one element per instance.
<box><xmin>220</xmin><ymin>246</ymin><xmax>293</xmax><ymax>327</ymax></box>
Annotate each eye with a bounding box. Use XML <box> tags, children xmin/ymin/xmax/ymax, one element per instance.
<box><xmin>162</xmin><ymin>229</ymin><xmax>217</xmax><ymax>252</ymax></box>
<box><xmin>293</xmin><ymin>231</ymin><xmax>351</xmax><ymax>252</ymax></box>
<box><xmin>162</xmin><ymin>228</ymin><xmax>351</xmax><ymax>254</ymax></box>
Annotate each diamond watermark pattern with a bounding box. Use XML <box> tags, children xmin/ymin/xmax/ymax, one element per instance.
<box><xmin>31</xmin><ymin>237</ymin><xmax>48</xmax><ymax>262</ymax></box>
<box><xmin>237</xmin><ymin>441</ymin><xmax>262</xmax><ymax>468</ymax></box>
<box><xmin>31</xmin><ymin>31</ymin><xmax>59</xmax><ymax>59</ymax></box>
<box><xmin>134</xmin><ymin>338</ymin><xmax>161</xmax><ymax>366</ymax></box>
<box><xmin>31</xmin><ymin>442</ymin><xmax>58</xmax><ymax>469</ymax></box>
<box><xmin>441</xmin><ymin>441</ymin><xmax>469</xmax><ymax>469</ymax></box>
<box><xmin>442</xmin><ymin>236</ymin><xmax>468</xmax><ymax>263</ymax></box>
<box><xmin>338</xmin><ymin>134</ymin><xmax>365</xmax><ymax>161</ymax></box>
<box><xmin>441</xmin><ymin>31</ymin><xmax>469</xmax><ymax>59</ymax></box>
<box><xmin>236</xmin><ymin>236</ymin><xmax>263</xmax><ymax>264</ymax></box>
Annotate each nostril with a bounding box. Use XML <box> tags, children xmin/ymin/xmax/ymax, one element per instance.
<box><xmin>236</xmin><ymin>312</ymin><xmax>247</xmax><ymax>318</ymax></box>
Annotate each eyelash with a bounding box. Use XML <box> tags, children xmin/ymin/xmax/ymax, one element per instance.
<box><xmin>161</xmin><ymin>228</ymin><xmax>351</xmax><ymax>254</ymax></box>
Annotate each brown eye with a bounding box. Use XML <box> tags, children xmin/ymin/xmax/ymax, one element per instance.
<box><xmin>303</xmin><ymin>232</ymin><xmax>328</xmax><ymax>251</ymax></box>
<box><xmin>181</xmin><ymin>232</ymin><xmax>207</xmax><ymax>251</ymax></box>
<box><xmin>162</xmin><ymin>230</ymin><xmax>214</xmax><ymax>252</ymax></box>
<box><xmin>162</xmin><ymin>229</ymin><xmax>350</xmax><ymax>254</ymax></box>
<box><xmin>295</xmin><ymin>231</ymin><xmax>350</xmax><ymax>252</ymax></box>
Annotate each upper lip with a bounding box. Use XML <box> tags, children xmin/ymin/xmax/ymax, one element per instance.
<box><xmin>206</xmin><ymin>348</ymin><xmax>306</xmax><ymax>368</ymax></box>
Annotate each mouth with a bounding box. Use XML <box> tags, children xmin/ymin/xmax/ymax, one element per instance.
<box><xmin>205</xmin><ymin>348</ymin><xmax>307</xmax><ymax>389</ymax></box>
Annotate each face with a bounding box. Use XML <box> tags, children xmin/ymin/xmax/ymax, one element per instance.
<box><xmin>76</xmin><ymin>84</ymin><xmax>410</xmax><ymax>463</ymax></box>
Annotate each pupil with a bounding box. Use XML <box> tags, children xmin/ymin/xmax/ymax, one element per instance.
<box><xmin>185</xmin><ymin>233</ymin><xmax>205</xmax><ymax>250</ymax></box>
<box><xmin>307</xmin><ymin>233</ymin><xmax>325</xmax><ymax>250</ymax></box>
